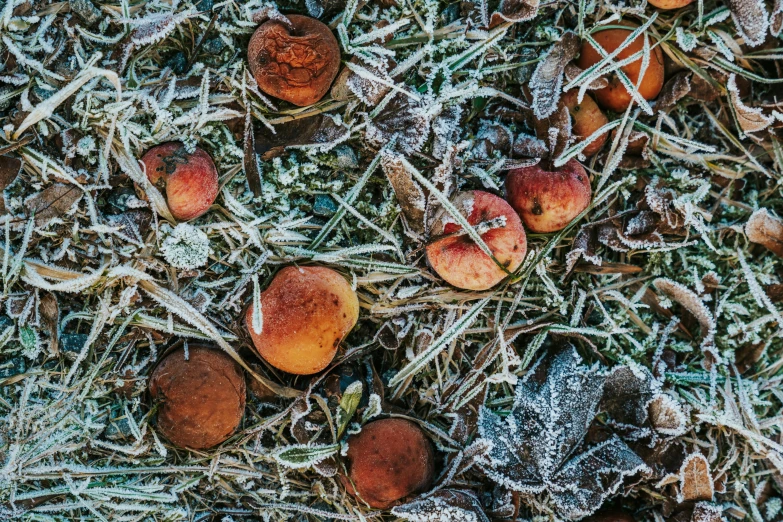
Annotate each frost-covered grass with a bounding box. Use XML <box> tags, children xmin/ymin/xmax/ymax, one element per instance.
<box><xmin>0</xmin><ymin>0</ymin><xmax>782</xmax><ymax>519</ymax></box>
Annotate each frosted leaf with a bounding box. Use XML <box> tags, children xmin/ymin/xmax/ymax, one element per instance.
<box><xmin>678</xmin><ymin>453</ymin><xmax>714</xmax><ymax>502</ymax></box>
<box><xmin>365</xmin><ymin>93</ymin><xmax>434</xmax><ymax>154</ymax></box>
<box><xmin>745</xmin><ymin>208</ymin><xmax>783</xmax><ymax>257</ymax></box>
<box><xmin>602</xmin><ymin>365</ymin><xmax>657</xmax><ymax>430</ymax></box>
<box><xmin>692</xmin><ymin>502</ymin><xmax>723</xmax><ymax>522</ymax></box>
<box><xmin>657</xmin><ymin>72</ymin><xmax>692</xmax><ymax>111</ymax></box>
<box><xmin>381</xmin><ymin>151</ymin><xmax>427</xmax><ymax>233</ymax></box>
<box><xmin>392</xmin><ymin>490</ymin><xmax>490</xmax><ymax>522</ymax></box>
<box><xmin>432</xmin><ymin>106</ymin><xmax>464</xmax><ymax>160</ymax></box>
<box><xmin>653</xmin><ymin>278</ymin><xmax>715</xmax><ymax>351</ymax></box>
<box><xmin>728</xmin><ymin>0</ymin><xmax>769</xmax><ymax>47</ymax></box>
<box><xmin>675</xmin><ymin>28</ymin><xmax>699</xmax><ymax>52</ymax></box>
<box><xmin>648</xmin><ymin>394</ymin><xmax>687</xmax><ymax>437</ymax></box>
<box><xmin>116</xmin><ymin>11</ymin><xmax>193</xmax><ymax>71</ymax></box>
<box><xmin>728</xmin><ymin>75</ymin><xmax>772</xmax><ymax>135</ymax></box>
<box><xmin>773</xmin><ymin>0</ymin><xmax>783</xmax><ymax>35</ymax></box>
<box><xmin>529</xmin><ymin>32</ymin><xmax>580</xmax><ymax>119</ymax></box>
<box><xmin>488</xmin><ymin>0</ymin><xmax>540</xmax><ymax>26</ymax></box>
<box><xmin>160</xmin><ymin>224</ymin><xmax>211</xmax><ymax>270</ymax></box>
<box><xmin>272</xmin><ymin>443</ymin><xmax>340</xmax><ymax>469</ymax></box>
<box><xmin>477</xmin><ymin>347</ymin><xmax>649</xmax><ymax>520</ymax></box>
<box><xmin>566</xmin><ymin>226</ymin><xmax>601</xmax><ymax>273</ymax></box>
<box><xmin>551</xmin><ymin>436</ymin><xmax>649</xmax><ymax>520</ymax></box>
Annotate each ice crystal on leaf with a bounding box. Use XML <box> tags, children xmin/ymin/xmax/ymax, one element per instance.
<box><xmin>160</xmin><ymin>223</ymin><xmax>211</xmax><ymax>270</ymax></box>
<box><xmin>392</xmin><ymin>490</ymin><xmax>490</xmax><ymax>522</ymax></box>
<box><xmin>728</xmin><ymin>0</ymin><xmax>769</xmax><ymax>47</ymax></box>
<box><xmin>365</xmin><ymin>93</ymin><xmax>435</xmax><ymax>155</ymax></box>
<box><xmin>477</xmin><ymin>347</ymin><xmax>650</xmax><ymax>520</ymax></box>
<box><xmin>529</xmin><ymin>32</ymin><xmax>580</xmax><ymax>119</ymax></box>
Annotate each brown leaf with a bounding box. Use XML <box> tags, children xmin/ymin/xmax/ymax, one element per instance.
<box><xmin>745</xmin><ymin>208</ymin><xmax>783</xmax><ymax>257</ymax></box>
<box><xmin>728</xmin><ymin>0</ymin><xmax>769</xmax><ymax>47</ymax></box>
<box><xmin>380</xmin><ymin>152</ymin><xmax>426</xmax><ymax>233</ymax></box>
<box><xmin>679</xmin><ymin>453</ymin><xmax>714</xmax><ymax>502</ymax></box>
<box><xmin>766</xmin><ymin>284</ymin><xmax>783</xmax><ymax>303</ymax></box>
<box><xmin>657</xmin><ymin>72</ymin><xmax>692</xmax><ymax>111</ymax></box>
<box><xmin>489</xmin><ymin>0</ymin><xmax>540</xmax><ymax>27</ymax></box>
<box><xmin>729</xmin><ymin>75</ymin><xmax>773</xmax><ymax>135</ymax></box>
<box><xmin>244</xmin><ymin>112</ymin><xmax>263</xmax><ymax>197</ymax></box>
<box><xmin>648</xmin><ymin>394</ymin><xmax>686</xmax><ymax>436</ymax></box>
<box><xmin>528</xmin><ymin>32</ymin><xmax>580</xmax><ymax>119</ymax></box>
<box><xmin>564</xmin><ymin>63</ymin><xmax>608</xmax><ymax>90</ymax></box>
<box><xmin>25</xmin><ymin>183</ymin><xmax>82</xmax><ymax>226</ymax></box>
<box><xmin>574</xmin><ymin>262</ymin><xmax>643</xmax><ymax>275</ymax></box>
<box><xmin>691</xmin><ymin>502</ymin><xmax>723</xmax><ymax>522</ymax></box>
<box><xmin>735</xmin><ymin>341</ymin><xmax>766</xmax><ymax>374</ymax></box>
<box><xmin>255</xmin><ymin>114</ymin><xmax>346</xmax><ymax>160</ymax></box>
<box><xmin>0</xmin><ymin>155</ymin><xmax>21</xmax><ymax>191</ymax></box>
<box><xmin>39</xmin><ymin>292</ymin><xmax>60</xmax><ymax>355</ymax></box>
<box><xmin>533</xmin><ymin>103</ymin><xmax>572</xmax><ymax>160</ymax></box>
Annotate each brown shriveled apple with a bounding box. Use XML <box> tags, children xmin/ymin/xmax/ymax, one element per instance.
<box><xmin>648</xmin><ymin>0</ymin><xmax>693</xmax><ymax>9</ymax></box>
<box><xmin>505</xmin><ymin>159</ymin><xmax>591</xmax><ymax>233</ymax></box>
<box><xmin>561</xmin><ymin>90</ymin><xmax>609</xmax><ymax>157</ymax></box>
<box><xmin>245</xmin><ymin>266</ymin><xmax>359</xmax><ymax>375</ymax></box>
<box><xmin>340</xmin><ymin>418</ymin><xmax>435</xmax><ymax>509</ymax></box>
<box><xmin>426</xmin><ymin>190</ymin><xmax>527</xmax><ymax>291</ymax></box>
<box><xmin>576</xmin><ymin>27</ymin><xmax>665</xmax><ymax>112</ymax></box>
<box><xmin>247</xmin><ymin>15</ymin><xmax>340</xmax><ymax>106</ymax></box>
<box><xmin>140</xmin><ymin>142</ymin><xmax>219</xmax><ymax>222</ymax></box>
<box><xmin>148</xmin><ymin>345</ymin><xmax>246</xmax><ymax>449</ymax></box>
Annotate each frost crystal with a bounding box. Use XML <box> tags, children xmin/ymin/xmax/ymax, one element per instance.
<box><xmin>477</xmin><ymin>348</ymin><xmax>649</xmax><ymax>520</ymax></box>
<box><xmin>160</xmin><ymin>224</ymin><xmax>211</xmax><ymax>270</ymax></box>
<box><xmin>393</xmin><ymin>490</ymin><xmax>490</xmax><ymax>522</ymax></box>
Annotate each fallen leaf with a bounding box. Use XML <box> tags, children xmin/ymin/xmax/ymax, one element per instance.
<box><xmin>25</xmin><ymin>183</ymin><xmax>82</xmax><ymax>225</ymax></box>
<box><xmin>381</xmin><ymin>151</ymin><xmax>427</xmax><ymax>233</ymax></box>
<box><xmin>0</xmin><ymin>155</ymin><xmax>22</xmax><ymax>190</ymax></box>
<box><xmin>478</xmin><ymin>347</ymin><xmax>649</xmax><ymax>520</ymax></box>
<box><xmin>392</xmin><ymin>490</ymin><xmax>490</xmax><ymax>521</ymax></box>
<box><xmin>679</xmin><ymin>453</ymin><xmax>714</xmax><ymax>502</ymax></box>
<box><xmin>39</xmin><ymin>291</ymin><xmax>59</xmax><ymax>355</ymax></box>
<box><xmin>244</xmin><ymin>111</ymin><xmax>263</xmax><ymax>197</ymax></box>
<box><xmin>691</xmin><ymin>502</ymin><xmax>723</xmax><ymax>522</ymax></box>
<box><xmin>745</xmin><ymin>208</ymin><xmax>783</xmax><ymax>257</ymax></box>
<box><xmin>529</xmin><ymin>32</ymin><xmax>580</xmax><ymax>119</ymax></box>
<box><xmin>728</xmin><ymin>0</ymin><xmax>769</xmax><ymax>47</ymax></box>
<box><xmin>489</xmin><ymin>0</ymin><xmax>540</xmax><ymax>27</ymax></box>
<box><xmin>728</xmin><ymin>75</ymin><xmax>773</xmax><ymax>135</ymax></box>
<box><xmin>657</xmin><ymin>72</ymin><xmax>692</xmax><ymax>111</ymax></box>
<box><xmin>648</xmin><ymin>394</ymin><xmax>687</xmax><ymax>437</ymax></box>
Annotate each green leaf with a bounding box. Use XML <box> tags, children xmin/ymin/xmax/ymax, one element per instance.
<box><xmin>336</xmin><ymin>380</ymin><xmax>363</xmax><ymax>438</ymax></box>
<box><xmin>19</xmin><ymin>325</ymin><xmax>38</xmax><ymax>351</ymax></box>
<box><xmin>272</xmin><ymin>444</ymin><xmax>340</xmax><ymax>469</ymax></box>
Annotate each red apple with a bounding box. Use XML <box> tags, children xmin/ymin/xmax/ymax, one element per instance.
<box><xmin>505</xmin><ymin>159</ymin><xmax>591</xmax><ymax>233</ymax></box>
<box><xmin>426</xmin><ymin>191</ymin><xmax>527</xmax><ymax>290</ymax></box>
<box><xmin>140</xmin><ymin>142</ymin><xmax>219</xmax><ymax>221</ymax></box>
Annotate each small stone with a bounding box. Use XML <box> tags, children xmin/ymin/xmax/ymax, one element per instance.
<box><xmin>61</xmin><ymin>333</ymin><xmax>89</xmax><ymax>353</ymax></box>
<box><xmin>0</xmin><ymin>356</ymin><xmax>25</xmax><ymax>379</ymax></box>
<box><xmin>69</xmin><ymin>0</ymin><xmax>101</xmax><ymax>25</ymax></box>
<box><xmin>313</xmin><ymin>194</ymin><xmax>338</xmax><ymax>216</ymax></box>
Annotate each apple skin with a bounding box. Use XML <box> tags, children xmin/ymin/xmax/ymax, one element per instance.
<box><xmin>577</xmin><ymin>27</ymin><xmax>665</xmax><ymax>112</ymax></box>
<box><xmin>247</xmin><ymin>14</ymin><xmax>341</xmax><ymax>107</ymax></box>
<box><xmin>426</xmin><ymin>191</ymin><xmax>527</xmax><ymax>291</ymax></box>
<box><xmin>561</xmin><ymin>90</ymin><xmax>609</xmax><ymax>157</ymax></box>
<box><xmin>505</xmin><ymin>159</ymin><xmax>592</xmax><ymax>233</ymax></box>
<box><xmin>245</xmin><ymin>266</ymin><xmax>359</xmax><ymax>375</ymax></box>
<box><xmin>340</xmin><ymin>418</ymin><xmax>435</xmax><ymax>509</ymax></box>
<box><xmin>148</xmin><ymin>345</ymin><xmax>246</xmax><ymax>450</ymax></box>
<box><xmin>648</xmin><ymin>0</ymin><xmax>693</xmax><ymax>9</ymax></box>
<box><xmin>140</xmin><ymin>142</ymin><xmax>219</xmax><ymax>221</ymax></box>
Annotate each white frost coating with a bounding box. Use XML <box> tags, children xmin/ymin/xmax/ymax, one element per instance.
<box><xmin>160</xmin><ymin>224</ymin><xmax>211</xmax><ymax>270</ymax></box>
<box><xmin>392</xmin><ymin>490</ymin><xmax>490</xmax><ymax>522</ymax></box>
<box><xmin>477</xmin><ymin>347</ymin><xmax>650</xmax><ymax>520</ymax></box>
<box><xmin>728</xmin><ymin>75</ymin><xmax>773</xmax><ymax>135</ymax></box>
<box><xmin>728</xmin><ymin>0</ymin><xmax>769</xmax><ymax>47</ymax></box>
